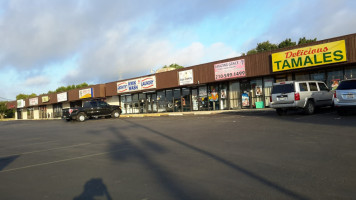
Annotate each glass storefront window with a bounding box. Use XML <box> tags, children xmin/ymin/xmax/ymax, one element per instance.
<box><xmin>198</xmin><ymin>86</ymin><xmax>208</xmax><ymax>111</ymax></box>
<box><xmin>27</xmin><ymin>107</ymin><xmax>34</xmax><ymax>119</ymax></box>
<box><xmin>220</xmin><ymin>83</ymin><xmax>228</xmax><ymax>110</ymax></box>
<box><xmin>132</xmin><ymin>94</ymin><xmax>139</xmax><ymax>113</ymax></box>
<box><xmin>310</xmin><ymin>71</ymin><xmax>326</xmax><ymax>82</ymax></box>
<box><xmin>295</xmin><ymin>72</ymin><xmax>310</xmax><ymax>81</ymax></box>
<box><xmin>208</xmin><ymin>85</ymin><xmax>219</xmax><ymax>110</ymax></box>
<box><xmin>229</xmin><ymin>81</ymin><xmax>240</xmax><ymax>109</ymax></box>
<box><xmin>182</xmin><ymin>88</ymin><xmax>191</xmax><ymax>112</ymax></box>
<box><xmin>166</xmin><ymin>90</ymin><xmax>173</xmax><ymax>112</ymax></box>
<box><xmin>157</xmin><ymin>91</ymin><xmax>166</xmax><ymax>112</ymax></box>
<box><xmin>53</xmin><ymin>103</ymin><xmax>62</xmax><ymax>118</ymax></box>
<box><xmin>192</xmin><ymin>89</ymin><xmax>199</xmax><ymax>111</ymax></box>
<box><xmin>173</xmin><ymin>89</ymin><xmax>181</xmax><ymax>112</ymax></box>
<box><xmin>263</xmin><ymin>77</ymin><xmax>273</xmax><ymax>107</ymax></box>
<box><xmin>39</xmin><ymin>105</ymin><xmax>47</xmax><ymax>119</ymax></box>
<box><xmin>139</xmin><ymin>93</ymin><xmax>146</xmax><ymax>113</ymax></box>
<box><xmin>345</xmin><ymin>66</ymin><xmax>356</xmax><ymax>79</ymax></box>
<box><xmin>126</xmin><ymin>95</ymin><xmax>132</xmax><ymax>114</ymax></box>
<box><xmin>240</xmin><ymin>80</ymin><xmax>251</xmax><ymax>108</ymax></box>
<box><xmin>250</xmin><ymin>79</ymin><xmax>263</xmax><ymax>108</ymax></box>
<box><xmin>120</xmin><ymin>95</ymin><xmax>127</xmax><ymax>114</ymax></box>
<box><xmin>327</xmin><ymin>68</ymin><xmax>343</xmax><ymax>90</ymax></box>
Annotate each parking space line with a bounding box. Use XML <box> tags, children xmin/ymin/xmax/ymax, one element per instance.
<box><xmin>5</xmin><ymin>140</ymin><xmax>59</xmax><ymax>149</ymax></box>
<box><xmin>0</xmin><ymin>148</ymin><xmax>129</xmax><ymax>173</ymax></box>
<box><xmin>0</xmin><ymin>143</ymin><xmax>92</xmax><ymax>157</ymax></box>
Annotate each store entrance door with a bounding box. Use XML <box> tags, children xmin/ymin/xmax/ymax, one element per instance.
<box><xmin>240</xmin><ymin>80</ymin><xmax>251</xmax><ymax>108</ymax></box>
<box><xmin>146</xmin><ymin>93</ymin><xmax>157</xmax><ymax>113</ymax></box>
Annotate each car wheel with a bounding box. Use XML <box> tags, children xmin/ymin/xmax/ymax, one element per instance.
<box><xmin>65</xmin><ymin>119</ymin><xmax>71</xmax><ymax>122</ymax></box>
<box><xmin>304</xmin><ymin>100</ymin><xmax>315</xmax><ymax>115</ymax></box>
<box><xmin>77</xmin><ymin>113</ymin><xmax>86</xmax><ymax>122</ymax></box>
<box><xmin>112</xmin><ymin>110</ymin><xmax>120</xmax><ymax>118</ymax></box>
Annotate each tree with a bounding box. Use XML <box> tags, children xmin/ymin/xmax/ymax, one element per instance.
<box><xmin>298</xmin><ymin>37</ymin><xmax>317</xmax><ymax>45</ymax></box>
<box><xmin>256</xmin><ymin>41</ymin><xmax>278</xmax><ymax>52</ymax></box>
<box><xmin>278</xmin><ymin>38</ymin><xmax>296</xmax><ymax>48</ymax></box>
<box><xmin>163</xmin><ymin>63</ymin><xmax>184</xmax><ymax>69</ymax></box>
<box><xmin>246</xmin><ymin>49</ymin><xmax>258</xmax><ymax>55</ymax></box>
<box><xmin>16</xmin><ymin>93</ymin><xmax>37</xmax><ymax>100</ymax></box>
<box><xmin>0</xmin><ymin>102</ymin><xmax>7</xmax><ymax>119</ymax></box>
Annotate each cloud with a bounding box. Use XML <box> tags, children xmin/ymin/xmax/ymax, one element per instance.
<box><xmin>24</xmin><ymin>75</ymin><xmax>50</xmax><ymax>87</ymax></box>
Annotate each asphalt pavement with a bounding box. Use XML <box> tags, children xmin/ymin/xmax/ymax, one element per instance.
<box><xmin>0</xmin><ymin>109</ymin><xmax>356</xmax><ymax>200</ymax></box>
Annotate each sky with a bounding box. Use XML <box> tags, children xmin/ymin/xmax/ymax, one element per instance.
<box><xmin>0</xmin><ymin>0</ymin><xmax>356</xmax><ymax>101</ymax></box>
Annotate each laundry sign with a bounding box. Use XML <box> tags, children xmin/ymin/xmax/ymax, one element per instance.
<box><xmin>117</xmin><ymin>76</ymin><xmax>156</xmax><ymax>94</ymax></box>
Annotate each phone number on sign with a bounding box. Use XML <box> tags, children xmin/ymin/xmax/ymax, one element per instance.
<box><xmin>215</xmin><ymin>71</ymin><xmax>245</xmax><ymax>79</ymax></box>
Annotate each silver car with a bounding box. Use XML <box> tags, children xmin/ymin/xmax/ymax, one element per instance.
<box><xmin>334</xmin><ymin>79</ymin><xmax>356</xmax><ymax>115</ymax></box>
<box><xmin>270</xmin><ymin>81</ymin><xmax>333</xmax><ymax>115</ymax></box>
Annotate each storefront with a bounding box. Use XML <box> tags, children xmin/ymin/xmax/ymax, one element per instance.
<box><xmin>8</xmin><ymin>33</ymin><xmax>356</xmax><ymax>118</ymax></box>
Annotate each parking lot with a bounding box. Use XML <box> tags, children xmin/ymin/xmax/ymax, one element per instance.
<box><xmin>1</xmin><ymin>109</ymin><xmax>356</xmax><ymax>200</ymax></box>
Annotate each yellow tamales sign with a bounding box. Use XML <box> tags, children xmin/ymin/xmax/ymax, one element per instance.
<box><xmin>272</xmin><ymin>40</ymin><xmax>347</xmax><ymax>72</ymax></box>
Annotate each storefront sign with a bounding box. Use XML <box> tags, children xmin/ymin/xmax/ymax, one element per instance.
<box><xmin>79</xmin><ymin>88</ymin><xmax>93</xmax><ymax>99</ymax></box>
<box><xmin>17</xmin><ymin>99</ymin><xmax>25</xmax><ymax>108</ymax></box>
<box><xmin>117</xmin><ymin>76</ymin><xmax>156</xmax><ymax>94</ymax></box>
<box><xmin>179</xmin><ymin>69</ymin><xmax>194</xmax><ymax>85</ymax></box>
<box><xmin>57</xmin><ymin>92</ymin><xmax>67</xmax><ymax>102</ymax></box>
<box><xmin>141</xmin><ymin>76</ymin><xmax>156</xmax><ymax>89</ymax></box>
<box><xmin>42</xmin><ymin>96</ymin><xmax>50</xmax><ymax>103</ymax></box>
<box><xmin>272</xmin><ymin>40</ymin><xmax>347</xmax><ymax>72</ymax></box>
<box><xmin>214</xmin><ymin>59</ymin><xmax>246</xmax><ymax>80</ymax></box>
<box><xmin>29</xmin><ymin>97</ymin><xmax>38</xmax><ymax>106</ymax></box>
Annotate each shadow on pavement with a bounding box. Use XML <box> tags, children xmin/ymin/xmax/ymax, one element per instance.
<box><xmin>0</xmin><ymin>155</ymin><xmax>19</xmax><ymax>171</ymax></box>
<box><xmin>119</xmin><ymin>118</ymin><xmax>310</xmax><ymax>200</ymax></box>
<box><xmin>73</xmin><ymin>178</ymin><xmax>112</xmax><ymax>200</ymax></box>
<box><xmin>107</xmin><ymin>126</ymin><xmax>203</xmax><ymax>200</ymax></box>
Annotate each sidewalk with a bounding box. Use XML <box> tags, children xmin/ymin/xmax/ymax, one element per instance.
<box><xmin>120</xmin><ymin>108</ymin><xmax>274</xmax><ymax>118</ymax></box>
<box><xmin>1</xmin><ymin>108</ymin><xmax>275</xmax><ymax>121</ymax></box>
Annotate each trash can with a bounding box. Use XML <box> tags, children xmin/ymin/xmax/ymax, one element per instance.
<box><xmin>256</xmin><ymin>101</ymin><xmax>264</xmax><ymax>108</ymax></box>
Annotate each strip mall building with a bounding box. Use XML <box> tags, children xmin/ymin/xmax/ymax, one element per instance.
<box><xmin>7</xmin><ymin>33</ymin><xmax>356</xmax><ymax>120</ymax></box>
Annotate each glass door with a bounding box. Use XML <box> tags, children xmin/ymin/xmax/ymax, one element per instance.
<box><xmin>173</xmin><ymin>89</ymin><xmax>181</xmax><ymax>112</ymax></box>
<box><xmin>240</xmin><ymin>80</ymin><xmax>251</xmax><ymax>108</ymax></box>
<box><xmin>182</xmin><ymin>88</ymin><xmax>191</xmax><ymax>112</ymax></box>
<box><xmin>192</xmin><ymin>89</ymin><xmax>199</xmax><ymax>111</ymax></box>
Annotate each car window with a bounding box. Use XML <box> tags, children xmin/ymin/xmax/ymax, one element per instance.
<box><xmin>83</xmin><ymin>102</ymin><xmax>91</xmax><ymax>107</ymax></box>
<box><xmin>309</xmin><ymin>82</ymin><xmax>318</xmax><ymax>91</ymax></box>
<box><xmin>90</xmin><ymin>101</ymin><xmax>98</xmax><ymax>107</ymax></box>
<box><xmin>272</xmin><ymin>84</ymin><xmax>294</xmax><ymax>94</ymax></box>
<box><xmin>337</xmin><ymin>80</ymin><xmax>356</xmax><ymax>90</ymax></box>
<box><xmin>99</xmin><ymin>101</ymin><xmax>108</xmax><ymax>106</ymax></box>
<box><xmin>299</xmin><ymin>83</ymin><xmax>308</xmax><ymax>92</ymax></box>
<box><xmin>318</xmin><ymin>83</ymin><xmax>329</xmax><ymax>91</ymax></box>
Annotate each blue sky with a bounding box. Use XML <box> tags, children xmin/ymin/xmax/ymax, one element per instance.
<box><xmin>0</xmin><ymin>0</ymin><xmax>355</xmax><ymax>101</ymax></box>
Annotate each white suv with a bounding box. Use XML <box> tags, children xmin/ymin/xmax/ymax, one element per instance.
<box><xmin>270</xmin><ymin>81</ymin><xmax>333</xmax><ymax>115</ymax></box>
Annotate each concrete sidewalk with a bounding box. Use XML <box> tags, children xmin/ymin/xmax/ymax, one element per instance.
<box><xmin>120</xmin><ymin>108</ymin><xmax>275</xmax><ymax>118</ymax></box>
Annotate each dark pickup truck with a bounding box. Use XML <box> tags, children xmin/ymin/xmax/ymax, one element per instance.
<box><xmin>62</xmin><ymin>100</ymin><xmax>122</xmax><ymax>122</ymax></box>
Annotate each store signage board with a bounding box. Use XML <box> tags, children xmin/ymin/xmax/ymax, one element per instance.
<box><xmin>179</xmin><ymin>69</ymin><xmax>194</xmax><ymax>85</ymax></box>
<box><xmin>17</xmin><ymin>99</ymin><xmax>25</xmax><ymax>108</ymax></box>
<box><xmin>117</xmin><ymin>76</ymin><xmax>156</xmax><ymax>94</ymax></box>
<box><xmin>42</xmin><ymin>96</ymin><xmax>50</xmax><ymax>103</ymax></box>
<box><xmin>79</xmin><ymin>88</ymin><xmax>93</xmax><ymax>99</ymax></box>
<box><xmin>29</xmin><ymin>97</ymin><xmax>38</xmax><ymax>106</ymax></box>
<box><xmin>57</xmin><ymin>92</ymin><xmax>67</xmax><ymax>102</ymax></box>
<box><xmin>272</xmin><ymin>40</ymin><xmax>347</xmax><ymax>72</ymax></box>
<box><xmin>214</xmin><ymin>59</ymin><xmax>246</xmax><ymax>80</ymax></box>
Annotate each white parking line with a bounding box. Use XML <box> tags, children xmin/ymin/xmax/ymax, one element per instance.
<box><xmin>0</xmin><ymin>148</ymin><xmax>129</xmax><ymax>173</ymax></box>
<box><xmin>0</xmin><ymin>143</ymin><xmax>92</xmax><ymax>157</ymax></box>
